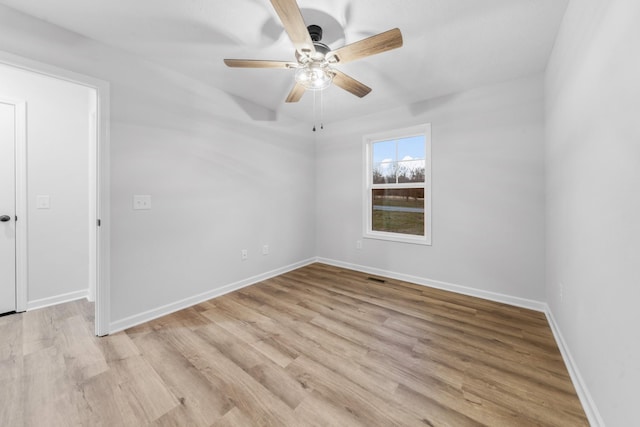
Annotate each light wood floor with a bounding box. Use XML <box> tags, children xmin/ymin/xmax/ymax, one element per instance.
<box><xmin>1</xmin><ymin>263</ymin><xmax>588</xmax><ymax>426</ymax></box>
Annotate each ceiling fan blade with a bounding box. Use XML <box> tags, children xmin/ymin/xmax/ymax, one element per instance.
<box><xmin>328</xmin><ymin>28</ymin><xmax>403</xmax><ymax>64</ymax></box>
<box><xmin>269</xmin><ymin>0</ymin><xmax>315</xmax><ymax>56</ymax></box>
<box><xmin>224</xmin><ymin>59</ymin><xmax>297</xmax><ymax>69</ymax></box>
<box><xmin>332</xmin><ymin>70</ymin><xmax>372</xmax><ymax>98</ymax></box>
<box><xmin>285</xmin><ymin>82</ymin><xmax>306</xmax><ymax>103</ymax></box>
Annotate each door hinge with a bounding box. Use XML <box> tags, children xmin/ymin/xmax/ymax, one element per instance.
<box><xmin>97</xmin><ymin>219</ymin><xmax>101</xmax><ymax>227</ymax></box>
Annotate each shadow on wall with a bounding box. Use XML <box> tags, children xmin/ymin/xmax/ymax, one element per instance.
<box><xmin>229</xmin><ymin>94</ymin><xmax>277</xmax><ymax>121</ymax></box>
<box><xmin>409</xmin><ymin>92</ymin><xmax>462</xmax><ymax>117</ymax></box>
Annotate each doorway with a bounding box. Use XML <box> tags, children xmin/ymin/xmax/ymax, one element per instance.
<box><xmin>0</xmin><ymin>100</ymin><xmax>21</xmax><ymax>314</ymax></box>
<box><xmin>0</xmin><ymin>52</ymin><xmax>110</xmax><ymax>336</ymax></box>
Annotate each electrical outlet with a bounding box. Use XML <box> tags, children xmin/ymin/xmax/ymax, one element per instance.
<box><xmin>36</xmin><ymin>195</ymin><xmax>50</xmax><ymax>209</ymax></box>
<box><xmin>241</xmin><ymin>249</ymin><xmax>248</xmax><ymax>260</ymax></box>
<box><xmin>356</xmin><ymin>240</ymin><xmax>362</xmax><ymax>250</ymax></box>
<box><xmin>262</xmin><ymin>245</ymin><xmax>269</xmax><ymax>255</ymax></box>
<box><xmin>133</xmin><ymin>195</ymin><xmax>151</xmax><ymax>210</ymax></box>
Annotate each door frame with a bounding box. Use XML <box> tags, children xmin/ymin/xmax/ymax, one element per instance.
<box><xmin>0</xmin><ymin>97</ymin><xmax>26</xmax><ymax>313</ymax></box>
<box><xmin>0</xmin><ymin>51</ymin><xmax>111</xmax><ymax>336</ymax></box>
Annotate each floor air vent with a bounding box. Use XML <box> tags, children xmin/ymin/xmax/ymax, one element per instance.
<box><xmin>367</xmin><ymin>277</ymin><xmax>386</xmax><ymax>284</ymax></box>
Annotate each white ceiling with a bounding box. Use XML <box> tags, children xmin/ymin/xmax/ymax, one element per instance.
<box><xmin>0</xmin><ymin>0</ymin><xmax>568</xmax><ymax>123</ymax></box>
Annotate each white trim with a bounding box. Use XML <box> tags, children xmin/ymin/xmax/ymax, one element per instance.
<box><xmin>544</xmin><ymin>306</ymin><xmax>605</xmax><ymax>427</ymax></box>
<box><xmin>109</xmin><ymin>258</ymin><xmax>316</xmax><ymax>334</ymax></box>
<box><xmin>95</xmin><ymin>79</ymin><xmax>110</xmax><ymax>336</ymax></box>
<box><xmin>14</xmin><ymin>100</ymin><xmax>27</xmax><ymax>313</ymax></box>
<box><xmin>315</xmin><ymin>257</ymin><xmax>547</xmax><ymax>312</ymax></box>
<box><xmin>0</xmin><ymin>51</ymin><xmax>111</xmax><ymax>336</ymax></box>
<box><xmin>27</xmin><ymin>289</ymin><xmax>89</xmax><ymax>311</ymax></box>
<box><xmin>87</xmin><ymin>105</ymin><xmax>97</xmax><ymax>303</ymax></box>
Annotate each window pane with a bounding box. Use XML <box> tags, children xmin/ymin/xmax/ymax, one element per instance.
<box><xmin>371</xmin><ymin>188</ymin><xmax>425</xmax><ymax>236</ymax></box>
<box><xmin>372</xmin><ymin>136</ymin><xmax>425</xmax><ymax>184</ymax></box>
<box><xmin>372</xmin><ymin>140</ymin><xmax>396</xmax><ymax>184</ymax></box>
<box><xmin>397</xmin><ymin>135</ymin><xmax>425</xmax><ymax>183</ymax></box>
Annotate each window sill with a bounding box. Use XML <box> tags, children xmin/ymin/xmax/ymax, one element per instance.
<box><xmin>364</xmin><ymin>231</ymin><xmax>431</xmax><ymax>246</ymax></box>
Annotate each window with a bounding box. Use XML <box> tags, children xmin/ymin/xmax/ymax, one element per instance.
<box><xmin>364</xmin><ymin>124</ymin><xmax>431</xmax><ymax>245</ymax></box>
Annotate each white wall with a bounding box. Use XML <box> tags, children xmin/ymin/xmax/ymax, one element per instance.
<box><xmin>0</xmin><ymin>5</ymin><xmax>316</xmax><ymax>326</ymax></box>
<box><xmin>0</xmin><ymin>64</ymin><xmax>92</xmax><ymax>305</ymax></box>
<box><xmin>545</xmin><ymin>0</ymin><xmax>640</xmax><ymax>425</ymax></box>
<box><xmin>316</xmin><ymin>75</ymin><xmax>546</xmax><ymax>303</ymax></box>
<box><xmin>110</xmin><ymin>121</ymin><xmax>315</xmax><ymax>323</ymax></box>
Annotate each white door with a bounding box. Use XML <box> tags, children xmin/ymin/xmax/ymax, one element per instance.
<box><xmin>0</xmin><ymin>101</ymin><xmax>16</xmax><ymax>314</ymax></box>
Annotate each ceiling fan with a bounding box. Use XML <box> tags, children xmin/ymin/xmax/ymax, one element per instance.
<box><xmin>224</xmin><ymin>0</ymin><xmax>403</xmax><ymax>103</ymax></box>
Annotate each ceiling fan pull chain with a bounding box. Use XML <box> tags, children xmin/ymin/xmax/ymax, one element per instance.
<box><xmin>313</xmin><ymin>90</ymin><xmax>317</xmax><ymax>132</ymax></box>
<box><xmin>320</xmin><ymin>89</ymin><xmax>324</xmax><ymax>130</ymax></box>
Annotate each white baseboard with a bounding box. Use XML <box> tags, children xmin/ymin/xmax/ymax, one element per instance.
<box><xmin>109</xmin><ymin>258</ymin><xmax>316</xmax><ymax>334</ymax></box>
<box><xmin>544</xmin><ymin>307</ymin><xmax>604</xmax><ymax>427</ymax></box>
<box><xmin>315</xmin><ymin>257</ymin><xmax>547</xmax><ymax>312</ymax></box>
<box><xmin>27</xmin><ymin>289</ymin><xmax>89</xmax><ymax>311</ymax></box>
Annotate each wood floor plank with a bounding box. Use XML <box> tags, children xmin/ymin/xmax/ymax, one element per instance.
<box><xmin>209</xmin><ymin>407</ymin><xmax>255</xmax><ymax>427</ymax></box>
<box><xmin>147</xmin><ymin>404</ymin><xmax>202</xmax><ymax>427</ymax></box>
<box><xmin>0</xmin><ymin>263</ymin><xmax>588</xmax><ymax>426</ymax></box>
<box><xmin>237</xmin><ymin>284</ymin><xmax>319</xmax><ymax>323</ymax></box>
<box><xmin>107</xmin><ymin>355</ymin><xmax>179</xmax><ymax>423</ymax></box>
<box><xmin>245</xmin><ymin>362</ymin><xmax>309</xmax><ymax>410</ymax></box>
<box><xmin>160</xmin><ymin>326</ymin><xmax>303</xmax><ymax>426</ymax></box>
<box><xmin>78</xmin><ymin>369</ymin><xmax>146</xmax><ymax>426</ymax></box>
<box><xmin>94</xmin><ymin>331</ymin><xmax>141</xmax><ymax>363</ymax></box>
<box><xmin>131</xmin><ymin>331</ymin><xmax>233</xmax><ymax>425</ymax></box>
<box><xmin>392</xmin><ymin>383</ymin><xmax>484</xmax><ymax>427</ymax></box>
<box><xmin>216</xmin><ymin>291</ymin><xmax>371</xmax><ymax>361</ymax></box>
<box><xmin>200</xmin><ymin>304</ymin><xmax>298</xmax><ymax>367</ymax></box>
<box><xmin>199</xmin><ymin>304</ymin><xmax>267</xmax><ymax>345</ymax></box>
<box><xmin>293</xmin><ymin>389</ymin><xmax>368</xmax><ymax>427</ymax></box>
<box><xmin>22</xmin><ymin>345</ymin><xmax>77</xmax><ymax>426</ymax></box>
<box><xmin>57</xmin><ymin>314</ymin><xmax>109</xmax><ymax>382</ymax></box>
<box><xmin>193</xmin><ymin>323</ymin><xmax>265</xmax><ymax>371</ymax></box>
<box><xmin>21</xmin><ymin>308</ymin><xmax>58</xmax><ymax>355</ymax></box>
<box><xmin>194</xmin><ymin>323</ymin><xmax>310</xmax><ymax>409</ymax></box>
<box><xmin>286</xmin><ymin>354</ymin><xmax>424</xmax><ymax>426</ymax></box>
<box><xmin>0</xmin><ymin>314</ymin><xmax>24</xmax><ymax>426</ymax></box>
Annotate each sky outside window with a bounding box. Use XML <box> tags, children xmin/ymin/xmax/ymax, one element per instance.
<box><xmin>372</xmin><ymin>135</ymin><xmax>425</xmax><ymax>164</ymax></box>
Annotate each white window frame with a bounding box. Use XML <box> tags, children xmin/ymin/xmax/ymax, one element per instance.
<box><xmin>363</xmin><ymin>123</ymin><xmax>432</xmax><ymax>245</ymax></box>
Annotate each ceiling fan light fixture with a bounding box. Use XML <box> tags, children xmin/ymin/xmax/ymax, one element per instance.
<box><xmin>295</xmin><ymin>62</ymin><xmax>334</xmax><ymax>91</ymax></box>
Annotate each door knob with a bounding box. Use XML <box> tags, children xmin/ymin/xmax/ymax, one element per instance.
<box><xmin>0</xmin><ymin>215</ymin><xmax>10</xmax><ymax>222</ymax></box>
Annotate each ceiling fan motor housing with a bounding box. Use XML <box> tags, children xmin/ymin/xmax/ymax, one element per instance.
<box><xmin>294</xmin><ymin>26</ymin><xmax>330</xmax><ymax>62</ymax></box>
<box><xmin>307</xmin><ymin>24</ymin><xmax>323</xmax><ymax>42</ymax></box>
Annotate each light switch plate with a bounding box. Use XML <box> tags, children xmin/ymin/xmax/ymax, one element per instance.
<box><xmin>36</xmin><ymin>195</ymin><xmax>50</xmax><ymax>209</ymax></box>
<box><xmin>133</xmin><ymin>195</ymin><xmax>151</xmax><ymax>210</ymax></box>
